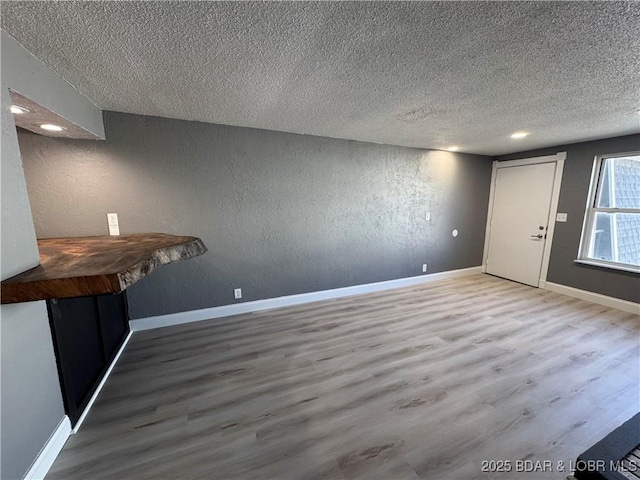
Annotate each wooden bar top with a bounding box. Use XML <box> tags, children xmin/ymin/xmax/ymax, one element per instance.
<box><xmin>1</xmin><ymin>233</ymin><xmax>207</xmax><ymax>304</ymax></box>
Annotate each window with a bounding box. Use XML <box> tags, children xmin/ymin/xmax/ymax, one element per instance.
<box><xmin>578</xmin><ymin>152</ymin><xmax>640</xmax><ymax>273</ymax></box>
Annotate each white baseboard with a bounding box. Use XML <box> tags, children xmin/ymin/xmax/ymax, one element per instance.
<box><xmin>23</xmin><ymin>327</ymin><xmax>133</xmax><ymax>478</ymax></box>
<box><xmin>23</xmin><ymin>416</ymin><xmax>71</xmax><ymax>480</ymax></box>
<box><xmin>544</xmin><ymin>282</ymin><xmax>640</xmax><ymax>314</ymax></box>
<box><xmin>72</xmin><ymin>329</ymin><xmax>133</xmax><ymax>433</ymax></box>
<box><xmin>130</xmin><ymin>266</ymin><xmax>483</xmax><ymax>331</ymax></box>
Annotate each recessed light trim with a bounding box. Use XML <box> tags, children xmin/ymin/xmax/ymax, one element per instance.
<box><xmin>447</xmin><ymin>146</ymin><xmax>459</xmax><ymax>152</ymax></box>
<box><xmin>10</xmin><ymin>105</ymin><xmax>29</xmax><ymax>114</ymax></box>
<box><xmin>40</xmin><ymin>124</ymin><xmax>64</xmax><ymax>132</ymax></box>
<box><xmin>510</xmin><ymin>131</ymin><xmax>530</xmax><ymax>139</ymax></box>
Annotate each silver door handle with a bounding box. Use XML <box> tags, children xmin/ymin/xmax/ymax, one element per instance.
<box><xmin>530</xmin><ymin>234</ymin><xmax>543</xmax><ymax>239</ymax></box>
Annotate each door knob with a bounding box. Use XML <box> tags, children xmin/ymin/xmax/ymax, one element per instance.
<box><xmin>530</xmin><ymin>234</ymin><xmax>543</xmax><ymax>239</ymax></box>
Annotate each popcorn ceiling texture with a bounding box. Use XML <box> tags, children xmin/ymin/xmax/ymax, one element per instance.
<box><xmin>2</xmin><ymin>1</ymin><xmax>639</xmax><ymax>155</ymax></box>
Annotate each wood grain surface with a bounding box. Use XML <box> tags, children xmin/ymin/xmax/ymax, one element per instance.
<box><xmin>1</xmin><ymin>233</ymin><xmax>207</xmax><ymax>304</ymax></box>
<box><xmin>46</xmin><ymin>274</ymin><xmax>639</xmax><ymax>479</ymax></box>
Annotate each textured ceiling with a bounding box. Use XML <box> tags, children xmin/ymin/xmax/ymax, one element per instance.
<box><xmin>2</xmin><ymin>1</ymin><xmax>639</xmax><ymax>155</ymax></box>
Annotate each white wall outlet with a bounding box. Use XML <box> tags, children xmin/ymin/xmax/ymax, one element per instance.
<box><xmin>107</xmin><ymin>213</ymin><xmax>119</xmax><ymax>236</ymax></box>
<box><xmin>556</xmin><ymin>213</ymin><xmax>568</xmax><ymax>222</ymax></box>
<box><xmin>422</xmin><ymin>263</ymin><xmax>428</xmax><ymax>273</ymax></box>
<box><xmin>234</xmin><ymin>288</ymin><xmax>242</xmax><ymax>299</ymax></box>
<box><xmin>425</xmin><ymin>212</ymin><xmax>431</xmax><ymax>221</ymax></box>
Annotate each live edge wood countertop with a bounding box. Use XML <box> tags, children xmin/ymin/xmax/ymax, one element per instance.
<box><xmin>1</xmin><ymin>233</ymin><xmax>207</xmax><ymax>304</ymax></box>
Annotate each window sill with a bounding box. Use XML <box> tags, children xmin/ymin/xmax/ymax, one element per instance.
<box><xmin>574</xmin><ymin>259</ymin><xmax>640</xmax><ymax>274</ymax></box>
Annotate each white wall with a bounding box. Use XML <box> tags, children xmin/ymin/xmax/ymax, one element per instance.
<box><xmin>0</xmin><ymin>31</ymin><xmax>103</xmax><ymax>479</ymax></box>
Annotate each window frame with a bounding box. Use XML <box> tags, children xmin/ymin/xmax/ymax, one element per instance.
<box><xmin>576</xmin><ymin>151</ymin><xmax>640</xmax><ymax>274</ymax></box>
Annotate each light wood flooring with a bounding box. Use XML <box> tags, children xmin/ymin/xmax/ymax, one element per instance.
<box><xmin>47</xmin><ymin>274</ymin><xmax>640</xmax><ymax>479</ymax></box>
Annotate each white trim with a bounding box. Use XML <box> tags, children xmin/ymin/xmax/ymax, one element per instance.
<box><xmin>574</xmin><ymin>259</ymin><xmax>640</xmax><ymax>274</ymax></box>
<box><xmin>72</xmin><ymin>330</ymin><xmax>133</xmax><ymax>433</ymax></box>
<box><xmin>588</xmin><ymin>207</ymin><xmax>640</xmax><ymax>214</ymax></box>
<box><xmin>544</xmin><ymin>282</ymin><xmax>640</xmax><ymax>314</ymax></box>
<box><xmin>23</xmin><ymin>416</ymin><xmax>71</xmax><ymax>480</ymax></box>
<box><xmin>609</xmin><ymin>160</ymin><xmax>620</xmax><ymax>263</ymax></box>
<box><xmin>130</xmin><ymin>266</ymin><xmax>483</xmax><ymax>331</ymax></box>
<box><xmin>482</xmin><ymin>151</ymin><xmax>566</xmax><ymax>287</ymax></box>
<box><xmin>494</xmin><ymin>153</ymin><xmax>562</xmax><ymax>169</ymax></box>
<box><xmin>539</xmin><ymin>154</ymin><xmax>565</xmax><ymax>283</ymax></box>
<box><xmin>578</xmin><ymin>156</ymin><xmax>601</xmax><ymax>261</ymax></box>
<box><xmin>481</xmin><ymin>161</ymin><xmax>498</xmax><ymax>273</ymax></box>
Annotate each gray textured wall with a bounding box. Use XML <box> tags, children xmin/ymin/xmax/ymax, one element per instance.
<box><xmin>1</xmin><ymin>32</ymin><xmax>103</xmax><ymax>480</ymax></box>
<box><xmin>18</xmin><ymin>111</ymin><xmax>493</xmax><ymax>319</ymax></box>
<box><xmin>498</xmin><ymin>134</ymin><xmax>640</xmax><ymax>303</ymax></box>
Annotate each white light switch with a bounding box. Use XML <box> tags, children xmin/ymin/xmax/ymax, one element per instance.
<box><xmin>107</xmin><ymin>213</ymin><xmax>120</xmax><ymax>236</ymax></box>
<box><xmin>425</xmin><ymin>212</ymin><xmax>431</xmax><ymax>221</ymax></box>
<box><xmin>556</xmin><ymin>213</ymin><xmax>568</xmax><ymax>222</ymax></box>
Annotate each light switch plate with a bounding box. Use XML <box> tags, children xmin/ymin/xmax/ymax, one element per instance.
<box><xmin>107</xmin><ymin>213</ymin><xmax>120</xmax><ymax>235</ymax></box>
<box><xmin>556</xmin><ymin>213</ymin><xmax>568</xmax><ymax>222</ymax></box>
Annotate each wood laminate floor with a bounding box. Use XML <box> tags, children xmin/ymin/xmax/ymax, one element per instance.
<box><xmin>47</xmin><ymin>274</ymin><xmax>640</xmax><ymax>480</ymax></box>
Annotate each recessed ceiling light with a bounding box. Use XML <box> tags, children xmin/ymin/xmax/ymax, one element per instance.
<box><xmin>447</xmin><ymin>146</ymin><xmax>459</xmax><ymax>152</ymax></box>
<box><xmin>40</xmin><ymin>124</ymin><xmax>64</xmax><ymax>132</ymax></box>
<box><xmin>10</xmin><ymin>105</ymin><xmax>29</xmax><ymax>114</ymax></box>
<box><xmin>510</xmin><ymin>131</ymin><xmax>530</xmax><ymax>139</ymax></box>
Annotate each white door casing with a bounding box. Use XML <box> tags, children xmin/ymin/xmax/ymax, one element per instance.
<box><xmin>482</xmin><ymin>153</ymin><xmax>566</xmax><ymax>288</ymax></box>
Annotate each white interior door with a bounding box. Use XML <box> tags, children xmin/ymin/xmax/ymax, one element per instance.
<box><xmin>486</xmin><ymin>162</ymin><xmax>557</xmax><ymax>287</ymax></box>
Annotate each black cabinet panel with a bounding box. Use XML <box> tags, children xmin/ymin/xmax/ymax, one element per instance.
<box><xmin>48</xmin><ymin>292</ymin><xmax>129</xmax><ymax>426</ymax></box>
<box><xmin>97</xmin><ymin>293</ymin><xmax>128</xmax><ymax>363</ymax></box>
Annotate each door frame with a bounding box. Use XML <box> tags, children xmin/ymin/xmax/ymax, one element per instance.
<box><xmin>482</xmin><ymin>152</ymin><xmax>566</xmax><ymax>288</ymax></box>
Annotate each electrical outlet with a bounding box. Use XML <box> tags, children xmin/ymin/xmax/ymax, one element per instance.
<box><xmin>107</xmin><ymin>213</ymin><xmax>119</xmax><ymax>236</ymax></box>
<box><xmin>234</xmin><ymin>288</ymin><xmax>242</xmax><ymax>299</ymax></box>
<box><xmin>556</xmin><ymin>213</ymin><xmax>568</xmax><ymax>222</ymax></box>
<box><xmin>422</xmin><ymin>263</ymin><xmax>428</xmax><ymax>273</ymax></box>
